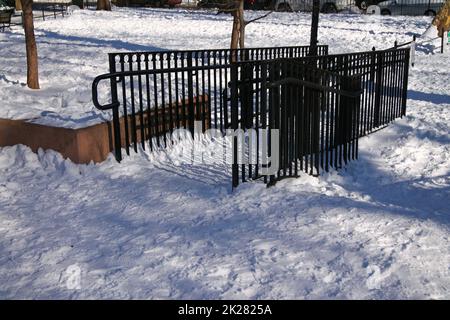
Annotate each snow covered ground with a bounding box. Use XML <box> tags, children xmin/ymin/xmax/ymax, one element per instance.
<box><xmin>0</xmin><ymin>8</ymin><xmax>449</xmax><ymax>299</ymax></box>
<box><xmin>0</xmin><ymin>7</ymin><xmax>442</xmax><ymax>127</ymax></box>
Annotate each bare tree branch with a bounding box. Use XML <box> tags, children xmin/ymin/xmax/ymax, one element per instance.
<box><xmin>245</xmin><ymin>11</ymin><xmax>274</xmax><ymax>26</ymax></box>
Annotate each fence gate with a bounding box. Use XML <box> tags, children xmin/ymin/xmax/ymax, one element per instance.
<box><xmin>230</xmin><ymin>59</ymin><xmax>362</xmax><ymax>188</ymax></box>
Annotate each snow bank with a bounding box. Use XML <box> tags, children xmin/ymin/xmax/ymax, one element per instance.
<box><xmin>0</xmin><ymin>87</ymin><xmax>449</xmax><ymax>298</ymax></box>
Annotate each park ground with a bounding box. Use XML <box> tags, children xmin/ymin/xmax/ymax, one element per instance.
<box><xmin>0</xmin><ymin>8</ymin><xmax>449</xmax><ymax>299</ymax></box>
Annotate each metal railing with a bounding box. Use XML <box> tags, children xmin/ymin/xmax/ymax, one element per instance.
<box><xmin>229</xmin><ymin>47</ymin><xmax>410</xmax><ymax>187</ymax></box>
<box><xmin>93</xmin><ymin>45</ymin><xmax>329</xmax><ymax>160</ymax></box>
<box><xmin>32</xmin><ymin>3</ymin><xmax>69</xmax><ymax>21</ymax></box>
<box><xmin>92</xmin><ymin>45</ymin><xmax>410</xmax><ymax>188</ymax></box>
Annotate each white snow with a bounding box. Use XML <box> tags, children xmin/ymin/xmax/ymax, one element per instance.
<box><xmin>0</xmin><ymin>8</ymin><xmax>449</xmax><ymax>299</ymax></box>
<box><xmin>0</xmin><ymin>7</ymin><xmax>443</xmax><ymax>127</ymax></box>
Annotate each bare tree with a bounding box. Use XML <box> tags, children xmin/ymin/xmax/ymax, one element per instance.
<box><xmin>432</xmin><ymin>0</ymin><xmax>450</xmax><ymax>37</ymax></box>
<box><xmin>219</xmin><ymin>1</ymin><xmax>273</xmax><ymax>50</ymax></box>
<box><xmin>97</xmin><ymin>0</ymin><xmax>111</xmax><ymax>11</ymax></box>
<box><xmin>309</xmin><ymin>0</ymin><xmax>320</xmax><ymax>56</ymax></box>
<box><xmin>20</xmin><ymin>0</ymin><xmax>39</xmax><ymax>89</ymax></box>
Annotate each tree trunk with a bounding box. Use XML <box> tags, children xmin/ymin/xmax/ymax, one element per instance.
<box><xmin>20</xmin><ymin>0</ymin><xmax>39</xmax><ymax>89</ymax></box>
<box><xmin>230</xmin><ymin>0</ymin><xmax>245</xmax><ymax>50</ymax></box>
<box><xmin>309</xmin><ymin>0</ymin><xmax>320</xmax><ymax>56</ymax></box>
<box><xmin>97</xmin><ymin>0</ymin><xmax>111</xmax><ymax>11</ymax></box>
<box><xmin>432</xmin><ymin>0</ymin><xmax>450</xmax><ymax>37</ymax></box>
<box><xmin>230</xmin><ymin>12</ymin><xmax>240</xmax><ymax>49</ymax></box>
<box><xmin>238</xmin><ymin>0</ymin><xmax>245</xmax><ymax>49</ymax></box>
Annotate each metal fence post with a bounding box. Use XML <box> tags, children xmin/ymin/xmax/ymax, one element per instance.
<box><xmin>108</xmin><ymin>55</ymin><xmax>122</xmax><ymax>162</ymax></box>
<box><xmin>187</xmin><ymin>52</ymin><xmax>195</xmax><ymax>137</ymax></box>
<box><xmin>231</xmin><ymin>62</ymin><xmax>239</xmax><ymax>189</ymax></box>
<box><xmin>373</xmin><ymin>51</ymin><xmax>383</xmax><ymax>128</ymax></box>
<box><xmin>401</xmin><ymin>49</ymin><xmax>410</xmax><ymax>117</ymax></box>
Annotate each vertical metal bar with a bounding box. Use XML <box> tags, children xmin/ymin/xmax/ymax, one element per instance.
<box><xmin>187</xmin><ymin>52</ymin><xmax>195</xmax><ymax>137</ymax></box>
<box><xmin>288</xmin><ymin>68</ymin><xmax>297</xmax><ymax>177</ymax></box>
<box><xmin>110</xmin><ymin>69</ymin><xmax>122</xmax><ymax>162</ymax></box>
<box><xmin>369</xmin><ymin>50</ymin><xmax>376</xmax><ymax>132</ymax></box>
<box><xmin>373</xmin><ymin>51</ymin><xmax>382</xmax><ymax>128</ymax></box>
<box><xmin>168</xmin><ymin>53</ymin><xmax>174</xmax><ymax>143</ymax></box>
<box><xmin>261</xmin><ymin>63</ymin><xmax>268</xmax><ymax>185</ymax></box>
<box><xmin>396</xmin><ymin>50</ymin><xmax>404</xmax><ymax>118</ymax></box>
<box><xmin>330</xmin><ymin>71</ymin><xmax>335</xmax><ymax>168</ymax></box>
<box><xmin>401</xmin><ymin>49</ymin><xmax>410</xmax><ymax>117</ymax></box>
<box><xmin>231</xmin><ymin>62</ymin><xmax>239</xmax><ymax>189</ymax></box>
<box><xmin>137</xmin><ymin>54</ymin><xmax>145</xmax><ymax>150</ymax></box>
<box><xmin>201</xmin><ymin>51</ymin><xmax>207</xmax><ymax>131</ymax></box>
<box><xmin>129</xmin><ymin>55</ymin><xmax>138</xmax><ymax>152</ymax></box>
<box><xmin>219</xmin><ymin>51</ymin><xmax>224</xmax><ymax>132</ymax></box>
<box><xmin>294</xmin><ymin>66</ymin><xmax>299</xmax><ymax>176</ymax></box>
<box><xmin>224</xmin><ymin>51</ymin><xmax>229</xmax><ymax>129</ymax></box>
<box><xmin>213</xmin><ymin>51</ymin><xmax>218</xmax><ymax>130</ymax></box>
<box><xmin>145</xmin><ymin>54</ymin><xmax>153</xmax><ymax>151</ymax></box>
<box><xmin>385</xmin><ymin>50</ymin><xmax>392</xmax><ymax>125</ymax></box>
<box><xmin>207</xmin><ymin>51</ymin><xmax>212</xmax><ymax>130</ymax></box>
<box><xmin>255</xmin><ymin>63</ymin><xmax>260</xmax><ymax>180</ymax></box>
<box><xmin>363</xmin><ymin>52</ymin><xmax>370</xmax><ymax>136</ymax></box>
<box><xmin>195</xmin><ymin>52</ymin><xmax>201</xmax><ymax>134</ymax></box>
<box><xmin>268</xmin><ymin>62</ymin><xmax>277</xmax><ymax>185</ymax></box>
<box><xmin>181</xmin><ymin>53</ymin><xmax>187</xmax><ymax>130</ymax></box>
<box><xmin>174</xmin><ymin>53</ymin><xmax>180</xmax><ymax>130</ymax></box>
<box><xmin>325</xmin><ymin>71</ymin><xmax>330</xmax><ymax>172</ymax></box>
<box><xmin>160</xmin><ymin>54</ymin><xmax>167</xmax><ymax>147</ymax></box>
<box><xmin>152</xmin><ymin>54</ymin><xmax>161</xmax><ymax>147</ymax></box>
<box><xmin>110</xmin><ymin>54</ymin><xmax>128</xmax><ymax>157</ymax></box>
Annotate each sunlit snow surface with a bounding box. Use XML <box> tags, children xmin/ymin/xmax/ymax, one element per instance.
<box><xmin>0</xmin><ymin>8</ymin><xmax>449</xmax><ymax>299</ymax></box>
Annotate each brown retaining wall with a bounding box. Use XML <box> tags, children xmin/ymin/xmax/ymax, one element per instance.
<box><xmin>0</xmin><ymin>118</ymin><xmax>114</xmax><ymax>164</ymax></box>
<box><xmin>0</xmin><ymin>95</ymin><xmax>210</xmax><ymax>164</ymax></box>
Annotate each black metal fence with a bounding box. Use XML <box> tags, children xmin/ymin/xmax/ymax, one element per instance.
<box><xmin>32</xmin><ymin>3</ymin><xmax>69</xmax><ymax>21</ymax></box>
<box><xmin>229</xmin><ymin>47</ymin><xmax>410</xmax><ymax>187</ymax></box>
<box><xmin>93</xmin><ymin>45</ymin><xmax>329</xmax><ymax>159</ymax></box>
<box><xmin>92</xmin><ymin>45</ymin><xmax>410</xmax><ymax>188</ymax></box>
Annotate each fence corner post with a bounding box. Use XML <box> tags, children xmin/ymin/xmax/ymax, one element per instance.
<box><xmin>401</xmin><ymin>49</ymin><xmax>410</xmax><ymax>117</ymax></box>
<box><xmin>187</xmin><ymin>51</ymin><xmax>195</xmax><ymax>138</ymax></box>
<box><xmin>373</xmin><ymin>50</ymin><xmax>383</xmax><ymax>128</ymax></box>
<box><xmin>230</xmin><ymin>62</ymin><xmax>239</xmax><ymax>190</ymax></box>
<box><xmin>108</xmin><ymin>54</ymin><xmax>122</xmax><ymax>162</ymax></box>
<box><xmin>411</xmin><ymin>35</ymin><xmax>416</xmax><ymax>67</ymax></box>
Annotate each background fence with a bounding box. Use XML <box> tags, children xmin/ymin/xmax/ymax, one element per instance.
<box><xmin>374</xmin><ymin>0</ymin><xmax>445</xmax><ymax>16</ymax></box>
